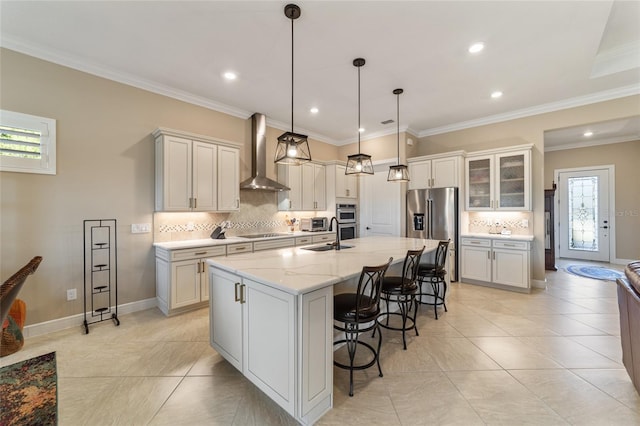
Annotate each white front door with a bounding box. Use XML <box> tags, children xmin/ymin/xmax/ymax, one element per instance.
<box><xmin>360</xmin><ymin>165</ymin><xmax>401</xmax><ymax>237</ymax></box>
<box><xmin>557</xmin><ymin>167</ymin><xmax>612</xmax><ymax>262</ymax></box>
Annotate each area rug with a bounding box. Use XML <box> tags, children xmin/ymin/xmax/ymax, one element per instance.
<box><xmin>565</xmin><ymin>264</ymin><xmax>625</xmax><ymax>281</ymax></box>
<box><xmin>0</xmin><ymin>352</ymin><xmax>57</xmax><ymax>425</ymax></box>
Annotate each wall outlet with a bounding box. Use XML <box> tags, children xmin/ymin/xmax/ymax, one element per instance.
<box><xmin>522</xmin><ymin>219</ymin><xmax>529</xmax><ymax>228</ymax></box>
<box><xmin>186</xmin><ymin>222</ymin><xmax>195</xmax><ymax>231</ymax></box>
<box><xmin>67</xmin><ymin>288</ymin><xmax>77</xmax><ymax>301</ymax></box>
<box><xmin>131</xmin><ymin>223</ymin><xmax>151</xmax><ymax>234</ymax></box>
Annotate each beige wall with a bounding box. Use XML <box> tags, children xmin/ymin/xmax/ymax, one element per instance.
<box><xmin>544</xmin><ymin>140</ymin><xmax>640</xmax><ymax>260</ymax></box>
<box><xmin>415</xmin><ymin>95</ymin><xmax>640</xmax><ymax>282</ymax></box>
<box><xmin>2</xmin><ymin>46</ymin><xmax>638</xmax><ymax>325</ymax></box>
<box><xmin>0</xmin><ymin>48</ymin><xmax>336</xmax><ymax>324</ymax></box>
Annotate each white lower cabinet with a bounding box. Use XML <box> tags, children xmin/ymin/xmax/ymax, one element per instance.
<box><xmin>155</xmin><ymin>246</ymin><xmax>225</xmax><ymax>315</ymax></box>
<box><xmin>461</xmin><ymin>237</ymin><xmax>531</xmax><ymax>290</ymax></box>
<box><xmin>209</xmin><ymin>267</ymin><xmax>332</xmax><ymax>424</ymax></box>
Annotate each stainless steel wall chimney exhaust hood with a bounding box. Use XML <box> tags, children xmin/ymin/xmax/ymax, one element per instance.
<box><xmin>240</xmin><ymin>113</ymin><xmax>291</xmax><ymax>191</ymax></box>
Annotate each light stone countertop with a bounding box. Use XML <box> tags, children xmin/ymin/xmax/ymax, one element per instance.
<box><xmin>461</xmin><ymin>233</ymin><xmax>534</xmax><ymax>242</ymax></box>
<box><xmin>153</xmin><ymin>231</ymin><xmax>334</xmax><ymax>250</ymax></box>
<box><xmin>206</xmin><ymin>236</ymin><xmax>440</xmax><ymax>295</ymax></box>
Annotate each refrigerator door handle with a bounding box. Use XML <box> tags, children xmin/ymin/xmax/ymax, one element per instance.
<box><xmin>427</xmin><ymin>198</ymin><xmax>432</xmax><ymax>239</ymax></box>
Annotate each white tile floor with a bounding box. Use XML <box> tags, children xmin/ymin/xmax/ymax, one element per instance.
<box><xmin>3</xmin><ymin>259</ymin><xmax>639</xmax><ymax>425</ymax></box>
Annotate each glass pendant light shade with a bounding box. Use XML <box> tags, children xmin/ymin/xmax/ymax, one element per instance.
<box><xmin>275</xmin><ymin>4</ymin><xmax>312</xmax><ymax>165</ymax></box>
<box><xmin>387</xmin><ymin>88</ymin><xmax>410</xmax><ymax>182</ymax></box>
<box><xmin>346</xmin><ymin>153</ymin><xmax>374</xmax><ymax>175</ymax></box>
<box><xmin>387</xmin><ymin>164</ymin><xmax>409</xmax><ymax>182</ymax></box>
<box><xmin>345</xmin><ymin>58</ymin><xmax>374</xmax><ymax>176</ymax></box>
<box><xmin>275</xmin><ymin>131</ymin><xmax>311</xmax><ymax>165</ymax></box>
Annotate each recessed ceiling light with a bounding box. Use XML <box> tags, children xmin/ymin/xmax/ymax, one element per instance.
<box><xmin>223</xmin><ymin>71</ymin><xmax>237</xmax><ymax>80</ymax></box>
<box><xmin>583</xmin><ymin>131</ymin><xmax>594</xmax><ymax>137</ymax></box>
<box><xmin>310</xmin><ymin>107</ymin><xmax>319</xmax><ymax>114</ymax></box>
<box><xmin>358</xmin><ymin>127</ymin><xmax>365</xmax><ymax>133</ymax></box>
<box><xmin>468</xmin><ymin>42</ymin><xmax>485</xmax><ymax>54</ymax></box>
<box><xmin>491</xmin><ymin>91</ymin><xmax>503</xmax><ymax>99</ymax></box>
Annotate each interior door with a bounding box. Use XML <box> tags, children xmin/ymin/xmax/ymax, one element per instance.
<box><xmin>557</xmin><ymin>168</ymin><xmax>611</xmax><ymax>261</ymax></box>
<box><xmin>360</xmin><ymin>166</ymin><xmax>401</xmax><ymax>237</ymax></box>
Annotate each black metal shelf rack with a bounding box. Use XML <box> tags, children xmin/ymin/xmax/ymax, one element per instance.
<box><xmin>83</xmin><ymin>219</ymin><xmax>120</xmax><ymax>333</ymax></box>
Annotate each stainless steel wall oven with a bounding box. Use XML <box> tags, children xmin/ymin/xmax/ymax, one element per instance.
<box><xmin>336</xmin><ymin>204</ymin><xmax>357</xmax><ymax>240</ymax></box>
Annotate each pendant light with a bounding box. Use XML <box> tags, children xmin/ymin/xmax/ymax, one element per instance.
<box><xmin>387</xmin><ymin>88</ymin><xmax>410</xmax><ymax>182</ymax></box>
<box><xmin>274</xmin><ymin>4</ymin><xmax>312</xmax><ymax>165</ymax></box>
<box><xmin>345</xmin><ymin>58</ymin><xmax>374</xmax><ymax>175</ymax></box>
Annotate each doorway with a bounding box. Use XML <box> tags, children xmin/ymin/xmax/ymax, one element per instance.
<box><xmin>556</xmin><ymin>166</ymin><xmax>614</xmax><ymax>262</ymax></box>
<box><xmin>359</xmin><ymin>163</ymin><xmax>402</xmax><ymax>237</ymax></box>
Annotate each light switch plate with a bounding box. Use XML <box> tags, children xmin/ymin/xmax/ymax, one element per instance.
<box><xmin>131</xmin><ymin>223</ymin><xmax>151</xmax><ymax>233</ymax></box>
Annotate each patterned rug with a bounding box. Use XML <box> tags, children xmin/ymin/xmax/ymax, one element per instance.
<box><xmin>0</xmin><ymin>352</ymin><xmax>57</xmax><ymax>425</ymax></box>
<box><xmin>565</xmin><ymin>264</ymin><xmax>625</xmax><ymax>281</ymax></box>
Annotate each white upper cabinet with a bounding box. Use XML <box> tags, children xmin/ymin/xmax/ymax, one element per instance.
<box><xmin>278</xmin><ymin>162</ymin><xmax>326</xmax><ymax>211</ymax></box>
<box><xmin>407</xmin><ymin>152</ymin><xmax>464</xmax><ymax>190</ymax></box>
<box><xmin>335</xmin><ymin>164</ymin><xmax>358</xmax><ymax>199</ymax></box>
<box><xmin>217</xmin><ymin>145</ymin><xmax>240</xmax><ymax>211</ymax></box>
<box><xmin>465</xmin><ymin>145</ymin><xmax>532</xmax><ymax>211</ymax></box>
<box><xmin>154</xmin><ymin>128</ymin><xmax>241</xmax><ymax>212</ymax></box>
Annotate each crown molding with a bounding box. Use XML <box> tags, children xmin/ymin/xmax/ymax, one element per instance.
<box><xmin>265</xmin><ymin>117</ymin><xmax>336</xmax><ymax>145</ymax></box>
<box><xmin>1</xmin><ymin>36</ymin><xmax>253</xmax><ymax>120</ymax></box>
<box><xmin>544</xmin><ymin>134</ymin><xmax>640</xmax><ymax>152</ymax></box>
<box><xmin>591</xmin><ymin>41</ymin><xmax>640</xmax><ymax>78</ymax></box>
<box><xmin>334</xmin><ymin>125</ymin><xmax>414</xmax><ymax>147</ymax></box>
<box><xmin>419</xmin><ymin>84</ymin><xmax>640</xmax><ymax>138</ymax></box>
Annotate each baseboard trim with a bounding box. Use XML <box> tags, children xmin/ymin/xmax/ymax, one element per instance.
<box><xmin>615</xmin><ymin>258</ymin><xmax>635</xmax><ymax>265</ymax></box>
<box><xmin>531</xmin><ymin>279</ymin><xmax>547</xmax><ymax>289</ymax></box>
<box><xmin>23</xmin><ymin>298</ymin><xmax>157</xmax><ymax>338</ymax></box>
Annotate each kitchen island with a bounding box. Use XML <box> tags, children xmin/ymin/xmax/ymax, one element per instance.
<box><xmin>206</xmin><ymin>236</ymin><xmax>440</xmax><ymax>425</ymax></box>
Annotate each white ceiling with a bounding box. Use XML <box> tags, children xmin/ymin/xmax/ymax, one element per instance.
<box><xmin>1</xmin><ymin>1</ymin><xmax>639</xmax><ymax>147</ymax></box>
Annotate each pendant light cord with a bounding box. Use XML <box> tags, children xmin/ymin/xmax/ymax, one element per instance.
<box><xmin>290</xmin><ymin>17</ymin><xmax>294</xmax><ymax>133</ymax></box>
<box><xmin>397</xmin><ymin>92</ymin><xmax>400</xmax><ymax>164</ymax></box>
<box><xmin>357</xmin><ymin>63</ymin><xmax>361</xmax><ymax>152</ymax></box>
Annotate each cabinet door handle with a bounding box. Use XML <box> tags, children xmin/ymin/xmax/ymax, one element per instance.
<box><xmin>470</xmin><ymin>241</ymin><xmax>480</xmax><ymax>244</ymax></box>
<box><xmin>346</xmin><ymin>189</ymin><xmax>350</xmax><ymax>196</ymax></box>
<box><xmin>493</xmin><ymin>251</ymin><xmax>496</xmax><ymax>260</ymax></box>
<box><xmin>240</xmin><ymin>284</ymin><xmax>246</xmax><ymax>304</ymax></box>
<box><xmin>195</xmin><ymin>251</ymin><xmax>206</xmax><ymax>256</ymax></box>
<box><xmin>236</xmin><ymin>199</ymin><xmax>239</xmax><ymax>208</ymax></box>
<box><xmin>289</xmin><ymin>200</ymin><xmax>292</xmax><ymax>209</ymax></box>
<box><xmin>234</xmin><ymin>282</ymin><xmax>241</xmax><ymax>302</ymax></box>
<box><xmin>189</xmin><ymin>197</ymin><xmax>193</xmax><ymax>209</ymax></box>
<box><xmin>194</xmin><ymin>198</ymin><xmax>197</xmax><ymax>209</ymax></box>
<box><xmin>487</xmin><ymin>251</ymin><xmax>490</xmax><ymax>260</ymax></box>
<box><xmin>503</xmin><ymin>243</ymin><xmax>516</xmax><ymax>247</ymax></box>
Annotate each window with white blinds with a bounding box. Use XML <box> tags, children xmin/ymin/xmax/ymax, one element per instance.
<box><xmin>0</xmin><ymin>110</ymin><xmax>56</xmax><ymax>174</ymax></box>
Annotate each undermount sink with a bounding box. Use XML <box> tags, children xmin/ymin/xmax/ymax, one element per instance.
<box><xmin>301</xmin><ymin>244</ymin><xmax>353</xmax><ymax>252</ymax></box>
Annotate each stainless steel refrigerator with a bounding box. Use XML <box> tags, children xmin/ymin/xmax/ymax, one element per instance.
<box><xmin>406</xmin><ymin>187</ymin><xmax>459</xmax><ymax>281</ymax></box>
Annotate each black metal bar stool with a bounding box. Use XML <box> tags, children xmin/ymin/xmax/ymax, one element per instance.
<box><xmin>416</xmin><ymin>240</ymin><xmax>450</xmax><ymax>319</ymax></box>
<box><xmin>376</xmin><ymin>247</ymin><xmax>425</xmax><ymax>350</ymax></box>
<box><xmin>333</xmin><ymin>257</ymin><xmax>392</xmax><ymax>397</ymax></box>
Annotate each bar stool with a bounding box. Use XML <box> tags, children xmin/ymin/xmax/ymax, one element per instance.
<box><xmin>333</xmin><ymin>257</ymin><xmax>393</xmax><ymax>397</ymax></box>
<box><xmin>376</xmin><ymin>247</ymin><xmax>425</xmax><ymax>350</ymax></box>
<box><xmin>416</xmin><ymin>240</ymin><xmax>449</xmax><ymax>319</ymax></box>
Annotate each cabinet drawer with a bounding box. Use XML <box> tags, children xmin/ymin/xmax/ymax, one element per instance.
<box><xmin>461</xmin><ymin>238</ymin><xmax>491</xmax><ymax>248</ymax></box>
<box><xmin>171</xmin><ymin>246</ymin><xmax>226</xmax><ymax>261</ymax></box>
<box><xmin>227</xmin><ymin>242</ymin><xmax>253</xmax><ymax>255</ymax></box>
<box><xmin>493</xmin><ymin>240</ymin><xmax>529</xmax><ymax>251</ymax></box>
<box><xmin>254</xmin><ymin>238</ymin><xmax>294</xmax><ymax>251</ymax></box>
<box><xmin>312</xmin><ymin>234</ymin><xmax>333</xmax><ymax>243</ymax></box>
<box><xmin>295</xmin><ymin>236</ymin><xmax>313</xmax><ymax>246</ymax></box>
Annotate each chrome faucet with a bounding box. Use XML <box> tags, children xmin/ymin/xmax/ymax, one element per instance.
<box><xmin>329</xmin><ymin>216</ymin><xmax>341</xmax><ymax>250</ymax></box>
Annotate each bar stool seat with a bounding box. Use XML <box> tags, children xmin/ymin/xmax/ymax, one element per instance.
<box><xmin>416</xmin><ymin>240</ymin><xmax>449</xmax><ymax>320</ymax></box>
<box><xmin>376</xmin><ymin>247</ymin><xmax>424</xmax><ymax>350</ymax></box>
<box><xmin>334</xmin><ymin>257</ymin><xmax>392</xmax><ymax>397</ymax></box>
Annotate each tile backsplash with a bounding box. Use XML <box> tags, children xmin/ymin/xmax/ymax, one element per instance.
<box><xmin>466</xmin><ymin>211</ymin><xmax>532</xmax><ymax>235</ymax></box>
<box><xmin>154</xmin><ymin>190</ymin><xmax>332</xmax><ymax>242</ymax></box>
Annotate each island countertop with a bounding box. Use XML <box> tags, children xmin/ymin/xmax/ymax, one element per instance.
<box><xmin>206</xmin><ymin>236</ymin><xmax>439</xmax><ymax>295</ymax></box>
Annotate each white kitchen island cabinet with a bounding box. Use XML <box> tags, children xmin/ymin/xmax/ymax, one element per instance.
<box><xmin>207</xmin><ymin>236</ymin><xmax>439</xmax><ymax>425</ymax></box>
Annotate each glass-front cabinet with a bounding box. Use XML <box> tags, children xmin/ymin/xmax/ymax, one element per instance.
<box><xmin>465</xmin><ymin>146</ymin><xmax>531</xmax><ymax>211</ymax></box>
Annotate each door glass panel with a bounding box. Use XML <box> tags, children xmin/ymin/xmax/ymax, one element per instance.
<box><xmin>568</xmin><ymin>176</ymin><xmax>598</xmax><ymax>251</ymax></box>
<box><xmin>468</xmin><ymin>158</ymin><xmax>491</xmax><ymax>208</ymax></box>
<box><xmin>498</xmin><ymin>154</ymin><xmax>525</xmax><ymax>208</ymax></box>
